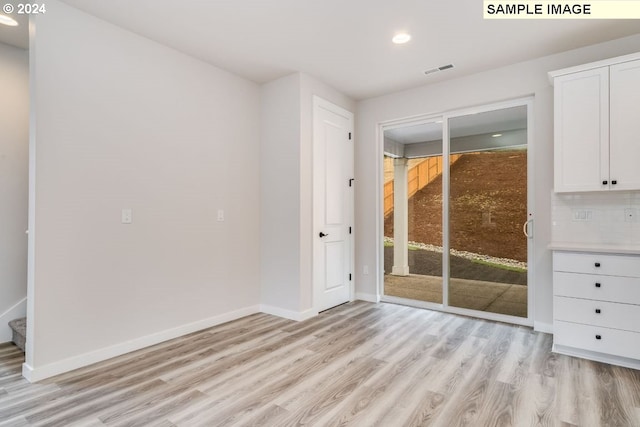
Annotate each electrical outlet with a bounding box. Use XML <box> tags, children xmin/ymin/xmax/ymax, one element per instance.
<box><xmin>217</xmin><ymin>209</ymin><xmax>224</xmax><ymax>222</ymax></box>
<box><xmin>625</xmin><ymin>208</ymin><xmax>637</xmax><ymax>222</ymax></box>
<box><xmin>572</xmin><ymin>209</ymin><xmax>592</xmax><ymax>222</ymax></box>
<box><xmin>363</xmin><ymin>265</ymin><xmax>369</xmax><ymax>275</ymax></box>
<box><xmin>121</xmin><ymin>208</ymin><xmax>132</xmax><ymax>224</ymax></box>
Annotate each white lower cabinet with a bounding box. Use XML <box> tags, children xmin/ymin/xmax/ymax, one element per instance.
<box><xmin>554</xmin><ymin>321</ymin><xmax>640</xmax><ymax>361</ymax></box>
<box><xmin>553</xmin><ymin>250</ymin><xmax>640</xmax><ymax>368</ymax></box>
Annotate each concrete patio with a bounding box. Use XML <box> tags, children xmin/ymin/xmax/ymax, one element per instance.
<box><xmin>384</xmin><ymin>273</ymin><xmax>527</xmax><ymax>318</ymax></box>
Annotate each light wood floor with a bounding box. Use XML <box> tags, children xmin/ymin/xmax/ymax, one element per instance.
<box><xmin>1</xmin><ymin>301</ymin><xmax>639</xmax><ymax>426</ymax></box>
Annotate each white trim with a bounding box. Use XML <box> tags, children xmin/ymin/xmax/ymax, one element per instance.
<box><xmin>0</xmin><ymin>297</ymin><xmax>27</xmax><ymax>343</ymax></box>
<box><xmin>382</xmin><ymin>295</ymin><xmax>444</xmax><ymax>311</ymax></box>
<box><xmin>553</xmin><ymin>344</ymin><xmax>640</xmax><ymax>371</ymax></box>
<box><xmin>25</xmin><ymin>15</ymin><xmax>38</xmax><ymax>369</ymax></box>
<box><xmin>382</xmin><ymin>295</ymin><xmax>533</xmax><ymax>327</ymax></box>
<box><xmin>534</xmin><ymin>321</ymin><xmax>554</xmax><ymax>334</ymax></box>
<box><xmin>442</xmin><ymin>115</ymin><xmax>450</xmax><ymax>309</ymax></box>
<box><xmin>526</xmin><ymin>98</ymin><xmax>536</xmax><ymax>322</ymax></box>
<box><xmin>260</xmin><ymin>305</ymin><xmax>318</xmax><ymax>322</ymax></box>
<box><xmin>22</xmin><ymin>305</ymin><xmax>260</xmax><ymax>383</ymax></box>
<box><xmin>355</xmin><ymin>292</ymin><xmax>380</xmax><ymax>303</ymax></box>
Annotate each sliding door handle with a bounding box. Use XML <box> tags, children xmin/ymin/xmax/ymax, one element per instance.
<box><xmin>523</xmin><ymin>219</ymin><xmax>533</xmax><ymax>239</ymax></box>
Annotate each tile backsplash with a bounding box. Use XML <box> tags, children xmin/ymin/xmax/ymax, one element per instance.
<box><xmin>551</xmin><ymin>191</ymin><xmax>640</xmax><ymax>246</ymax></box>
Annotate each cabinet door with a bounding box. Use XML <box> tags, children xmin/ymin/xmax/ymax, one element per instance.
<box><xmin>554</xmin><ymin>67</ymin><xmax>609</xmax><ymax>192</ymax></box>
<box><xmin>610</xmin><ymin>59</ymin><xmax>640</xmax><ymax>191</ymax></box>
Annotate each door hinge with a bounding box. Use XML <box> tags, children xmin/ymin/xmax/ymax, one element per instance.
<box><xmin>349</xmin><ymin>274</ymin><xmax>352</xmax><ymax>281</ymax></box>
<box><xmin>348</xmin><ymin>132</ymin><xmax>352</xmax><ymax>140</ymax></box>
<box><xmin>349</xmin><ymin>226</ymin><xmax>352</xmax><ymax>234</ymax></box>
<box><xmin>349</xmin><ymin>178</ymin><xmax>355</xmax><ymax>187</ymax></box>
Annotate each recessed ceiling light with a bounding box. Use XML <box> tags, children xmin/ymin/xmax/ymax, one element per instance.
<box><xmin>0</xmin><ymin>14</ymin><xmax>18</xmax><ymax>27</ymax></box>
<box><xmin>492</xmin><ymin>134</ymin><xmax>502</xmax><ymax>138</ymax></box>
<box><xmin>392</xmin><ymin>33</ymin><xmax>411</xmax><ymax>44</ymax></box>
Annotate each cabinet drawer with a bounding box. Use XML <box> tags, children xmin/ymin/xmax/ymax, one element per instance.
<box><xmin>554</xmin><ymin>296</ymin><xmax>640</xmax><ymax>333</ymax></box>
<box><xmin>554</xmin><ymin>321</ymin><xmax>640</xmax><ymax>360</ymax></box>
<box><xmin>553</xmin><ymin>271</ymin><xmax>640</xmax><ymax>304</ymax></box>
<box><xmin>553</xmin><ymin>251</ymin><xmax>640</xmax><ymax>277</ymax></box>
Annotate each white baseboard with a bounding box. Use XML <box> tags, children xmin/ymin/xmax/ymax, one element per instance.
<box><xmin>22</xmin><ymin>304</ymin><xmax>260</xmax><ymax>383</ymax></box>
<box><xmin>534</xmin><ymin>321</ymin><xmax>553</xmax><ymax>334</ymax></box>
<box><xmin>260</xmin><ymin>305</ymin><xmax>318</xmax><ymax>322</ymax></box>
<box><xmin>0</xmin><ymin>297</ymin><xmax>27</xmax><ymax>343</ymax></box>
<box><xmin>355</xmin><ymin>292</ymin><xmax>380</xmax><ymax>303</ymax></box>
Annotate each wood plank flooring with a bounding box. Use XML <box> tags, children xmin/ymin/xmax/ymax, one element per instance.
<box><xmin>1</xmin><ymin>301</ymin><xmax>639</xmax><ymax>426</ymax></box>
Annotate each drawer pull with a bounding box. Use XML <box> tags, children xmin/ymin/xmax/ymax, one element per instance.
<box><xmin>594</xmin><ymin>262</ymin><xmax>601</xmax><ymax>267</ymax></box>
<box><xmin>595</xmin><ymin>309</ymin><xmax>601</xmax><ymax>314</ymax></box>
<box><xmin>595</xmin><ymin>282</ymin><xmax>601</xmax><ymax>288</ymax></box>
<box><xmin>595</xmin><ymin>335</ymin><xmax>602</xmax><ymax>340</ymax></box>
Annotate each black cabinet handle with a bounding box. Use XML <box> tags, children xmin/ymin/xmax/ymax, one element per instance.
<box><xmin>595</xmin><ymin>309</ymin><xmax>601</xmax><ymax>314</ymax></box>
<box><xmin>595</xmin><ymin>282</ymin><xmax>601</xmax><ymax>288</ymax></box>
<box><xmin>595</xmin><ymin>262</ymin><xmax>601</xmax><ymax>267</ymax></box>
<box><xmin>595</xmin><ymin>335</ymin><xmax>602</xmax><ymax>340</ymax></box>
<box><xmin>612</xmin><ymin>180</ymin><xmax>617</xmax><ymax>185</ymax></box>
<box><xmin>602</xmin><ymin>180</ymin><xmax>608</xmax><ymax>185</ymax></box>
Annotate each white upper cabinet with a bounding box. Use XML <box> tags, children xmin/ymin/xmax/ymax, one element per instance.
<box><xmin>610</xmin><ymin>60</ymin><xmax>640</xmax><ymax>191</ymax></box>
<box><xmin>551</xmin><ymin>54</ymin><xmax>640</xmax><ymax>193</ymax></box>
<box><xmin>553</xmin><ymin>67</ymin><xmax>609</xmax><ymax>192</ymax></box>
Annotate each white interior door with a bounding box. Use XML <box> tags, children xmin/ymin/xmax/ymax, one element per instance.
<box><xmin>313</xmin><ymin>97</ymin><xmax>354</xmax><ymax>312</ymax></box>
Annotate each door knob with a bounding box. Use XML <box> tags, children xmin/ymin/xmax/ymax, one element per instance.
<box><xmin>319</xmin><ymin>232</ymin><xmax>329</xmax><ymax>238</ymax></box>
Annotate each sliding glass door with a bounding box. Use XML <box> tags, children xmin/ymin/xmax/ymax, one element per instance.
<box><xmin>447</xmin><ymin>106</ymin><xmax>528</xmax><ymax>318</ymax></box>
<box><xmin>382</xmin><ymin>100</ymin><xmax>532</xmax><ymax>323</ymax></box>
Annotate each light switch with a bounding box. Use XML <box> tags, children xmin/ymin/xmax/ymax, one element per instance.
<box><xmin>121</xmin><ymin>208</ymin><xmax>132</xmax><ymax>224</ymax></box>
<box><xmin>217</xmin><ymin>209</ymin><xmax>224</xmax><ymax>222</ymax></box>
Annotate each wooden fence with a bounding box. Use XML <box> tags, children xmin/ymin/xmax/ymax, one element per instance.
<box><xmin>384</xmin><ymin>155</ymin><xmax>461</xmax><ymax>217</ymax></box>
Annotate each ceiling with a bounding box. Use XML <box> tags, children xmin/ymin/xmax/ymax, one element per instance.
<box><xmin>2</xmin><ymin>1</ymin><xmax>640</xmax><ymax>100</ymax></box>
<box><xmin>0</xmin><ymin>11</ymin><xmax>28</xmax><ymax>49</ymax></box>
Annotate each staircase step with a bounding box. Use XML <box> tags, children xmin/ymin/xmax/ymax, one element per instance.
<box><xmin>8</xmin><ymin>317</ymin><xmax>26</xmax><ymax>352</ymax></box>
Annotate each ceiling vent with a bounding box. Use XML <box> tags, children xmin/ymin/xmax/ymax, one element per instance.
<box><xmin>424</xmin><ymin>64</ymin><xmax>455</xmax><ymax>75</ymax></box>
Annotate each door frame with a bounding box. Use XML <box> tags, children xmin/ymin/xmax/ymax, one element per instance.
<box><xmin>377</xmin><ymin>96</ymin><xmax>535</xmax><ymax>327</ymax></box>
<box><xmin>312</xmin><ymin>96</ymin><xmax>355</xmax><ymax>312</ymax></box>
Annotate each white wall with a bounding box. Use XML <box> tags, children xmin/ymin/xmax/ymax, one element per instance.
<box><xmin>27</xmin><ymin>0</ymin><xmax>261</xmax><ymax>380</ymax></box>
<box><xmin>260</xmin><ymin>74</ymin><xmax>302</xmax><ymax>314</ymax></box>
<box><xmin>0</xmin><ymin>42</ymin><xmax>29</xmax><ymax>342</ymax></box>
<box><xmin>260</xmin><ymin>72</ymin><xmax>355</xmax><ymax>319</ymax></box>
<box><xmin>355</xmin><ymin>34</ymin><xmax>640</xmax><ymax>329</ymax></box>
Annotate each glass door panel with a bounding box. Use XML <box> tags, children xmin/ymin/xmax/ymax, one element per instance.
<box><xmin>383</xmin><ymin>121</ymin><xmax>444</xmax><ymax>304</ymax></box>
<box><xmin>447</xmin><ymin>106</ymin><xmax>528</xmax><ymax>317</ymax></box>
